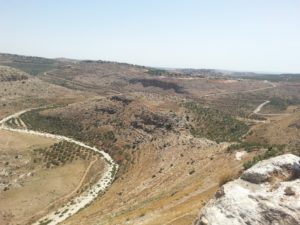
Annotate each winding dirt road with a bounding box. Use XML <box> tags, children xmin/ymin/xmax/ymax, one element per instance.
<box><xmin>0</xmin><ymin>108</ymin><xmax>118</xmax><ymax>225</ymax></box>
<box><xmin>253</xmin><ymin>100</ymin><xmax>290</xmax><ymax>116</ymax></box>
<box><xmin>253</xmin><ymin>100</ymin><xmax>271</xmax><ymax>114</ymax></box>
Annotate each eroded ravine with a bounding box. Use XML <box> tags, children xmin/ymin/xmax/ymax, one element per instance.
<box><xmin>0</xmin><ymin>108</ymin><xmax>119</xmax><ymax>225</ymax></box>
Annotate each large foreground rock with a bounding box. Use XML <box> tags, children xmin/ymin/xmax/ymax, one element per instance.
<box><xmin>194</xmin><ymin>154</ymin><xmax>300</xmax><ymax>225</ymax></box>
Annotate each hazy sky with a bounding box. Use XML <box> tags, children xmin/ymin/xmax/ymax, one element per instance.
<box><xmin>1</xmin><ymin>0</ymin><xmax>300</xmax><ymax>73</ymax></box>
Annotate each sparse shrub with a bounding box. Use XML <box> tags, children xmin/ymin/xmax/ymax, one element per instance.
<box><xmin>227</xmin><ymin>142</ymin><xmax>267</xmax><ymax>152</ymax></box>
<box><xmin>139</xmin><ymin>212</ymin><xmax>146</xmax><ymax>217</ymax></box>
<box><xmin>189</xmin><ymin>169</ymin><xmax>195</xmax><ymax>175</ymax></box>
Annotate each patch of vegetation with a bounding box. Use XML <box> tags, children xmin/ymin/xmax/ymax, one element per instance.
<box><xmin>110</xmin><ymin>95</ymin><xmax>133</xmax><ymax>105</ymax></box>
<box><xmin>146</xmin><ymin>68</ymin><xmax>168</xmax><ymax>76</ymax></box>
<box><xmin>21</xmin><ymin>109</ymin><xmax>83</xmax><ymax>138</ymax></box>
<box><xmin>102</xmin><ymin>131</ymin><xmax>116</xmax><ymax>143</ymax></box>
<box><xmin>248</xmin><ymin>114</ymin><xmax>266</xmax><ymax>121</ymax></box>
<box><xmin>185</xmin><ymin>102</ymin><xmax>249</xmax><ymax>142</ymax></box>
<box><xmin>291</xmin><ymin>146</ymin><xmax>300</xmax><ymax>156</ymax></box>
<box><xmin>32</xmin><ymin>141</ymin><xmax>98</xmax><ymax>168</ymax></box>
<box><xmin>189</xmin><ymin>169</ymin><xmax>195</xmax><ymax>175</ymax></box>
<box><xmin>60</xmin><ymin>208</ymin><xmax>69</xmax><ymax>215</ymax></box>
<box><xmin>227</xmin><ymin>142</ymin><xmax>267</xmax><ymax>152</ymax></box>
<box><xmin>243</xmin><ymin>145</ymin><xmax>285</xmax><ymax>169</ymax></box>
<box><xmin>129</xmin><ymin>78</ymin><xmax>185</xmax><ymax>93</ymax></box>
<box><xmin>5</xmin><ymin>118</ymin><xmax>20</xmax><ymax>128</ymax></box>
<box><xmin>4</xmin><ymin>61</ymin><xmax>56</xmax><ymax>75</ymax></box>
<box><xmin>139</xmin><ymin>212</ymin><xmax>146</xmax><ymax>217</ymax></box>
<box><xmin>0</xmin><ymin>73</ymin><xmax>28</xmax><ymax>82</ymax></box>
<box><xmin>131</xmin><ymin>110</ymin><xmax>173</xmax><ymax>133</ymax></box>
<box><xmin>268</xmin><ymin>97</ymin><xmax>300</xmax><ymax>111</ymax></box>
<box><xmin>0</xmin><ymin>54</ymin><xmax>57</xmax><ymax>75</ymax></box>
<box><xmin>38</xmin><ymin>219</ymin><xmax>52</xmax><ymax>225</ymax></box>
<box><xmin>138</xmin><ymin>111</ymin><xmax>171</xmax><ymax>128</ymax></box>
<box><xmin>111</xmin><ymin>164</ymin><xmax>118</xmax><ymax>179</ymax></box>
<box><xmin>243</xmin><ymin>74</ymin><xmax>300</xmax><ymax>83</ymax></box>
<box><xmin>21</xmin><ymin>108</ymin><xmax>117</xmax><ymax>150</ymax></box>
<box><xmin>146</xmin><ymin>68</ymin><xmax>184</xmax><ymax>77</ymax></box>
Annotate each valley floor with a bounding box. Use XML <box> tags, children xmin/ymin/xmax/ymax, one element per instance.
<box><xmin>0</xmin><ymin>110</ymin><xmax>117</xmax><ymax>225</ymax></box>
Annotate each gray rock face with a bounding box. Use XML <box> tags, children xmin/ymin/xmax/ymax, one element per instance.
<box><xmin>194</xmin><ymin>154</ymin><xmax>300</xmax><ymax>225</ymax></box>
<box><xmin>241</xmin><ymin>154</ymin><xmax>300</xmax><ymax>184</ymax></box>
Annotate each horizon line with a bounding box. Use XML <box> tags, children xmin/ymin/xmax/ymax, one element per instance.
<box><xmin>1</xmin><ymin>51</ymin><xmax>300</xmax><ymax>75</ymax></box>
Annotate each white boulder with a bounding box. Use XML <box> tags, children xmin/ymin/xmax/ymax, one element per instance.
<box><xmin>195</xmin><ymin>154</ymin><xmax>300</xmax><ymax>225</ymax></box>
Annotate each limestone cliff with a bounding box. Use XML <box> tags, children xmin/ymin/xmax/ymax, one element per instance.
<box><xmin>195</xmin><ymin>154</ymin><xmax>300</xmax><ymax>225</ymax></box>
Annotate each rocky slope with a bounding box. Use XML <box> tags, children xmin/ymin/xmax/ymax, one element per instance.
<box><xmin>195</xmin><ymin>154</ymin><xmax>300</xmax><ymax>225</ymax></box>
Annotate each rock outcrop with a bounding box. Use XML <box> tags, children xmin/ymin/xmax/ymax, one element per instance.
<box><xmin>195</xmin><ymin>154</ymin><xmax>300</xmax><ymax>225</ymax></box>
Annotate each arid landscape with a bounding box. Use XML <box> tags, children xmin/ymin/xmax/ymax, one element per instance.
<box><xmin>0</xmin><ymin>53</ymin><xmax>299</xmax><ymax>225</ymax></box>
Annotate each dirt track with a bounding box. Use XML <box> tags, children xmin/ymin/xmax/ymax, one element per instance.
<box><xmin>0</xmin><ymin>109</ymin><xmax>118</xmax><ymax>225</ymax></box>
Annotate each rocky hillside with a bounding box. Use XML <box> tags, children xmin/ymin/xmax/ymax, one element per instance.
<box><xmin>0</xmin><ymin>65</ymin><xmax>29</xmax><ymax>82</ymax></box>
<box><xmin>195</xmin><ymin>154</ymin><xmax>300</xmax><ymax>225</ymax></box>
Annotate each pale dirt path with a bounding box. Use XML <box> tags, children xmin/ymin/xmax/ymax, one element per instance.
<box><xmin>57</xmin><ymin>157</ymin><xmax>99</xmax><ymax>202</ymax></box>
<box><xmin>0</xmin><ymin>108</ymin><xmax>119</xmax><ymax>225</ymax></box>
<box><xmin>253</xmin><ymin>100</ymin><xmax>291</xmax><ymax>116</ymax></box>
<box><xmin>253</xmin><ymin>100</ymin><xmax>271</xmax><ymax>114</ymax></box>
<box><xmin>202</xmin><ymin>80</ymin><xmax>277</xmax><ymax>98</ymax></box>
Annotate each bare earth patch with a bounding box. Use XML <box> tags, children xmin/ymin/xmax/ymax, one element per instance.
<box><xmin>0</xmin><ymin>130</ymin><xmax>104</xmax><ymax>225</ymax></box>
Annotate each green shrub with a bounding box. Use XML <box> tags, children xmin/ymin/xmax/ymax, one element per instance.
<box><xmin>185</xmin><ymin>102</ymin><xmax>249</xmax><ymax>142</ymax></box>
<box><xmin>243</xmin><ymin>145</ymin><xmax>285</xmax><ymax>169</ymax></box>
<box><xmin>227</xmin><ymin>142</ymin><xmax>267</xmax><ymax>152</ymax></box>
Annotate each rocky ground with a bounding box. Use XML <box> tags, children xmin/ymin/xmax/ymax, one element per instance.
<box><xmin>195</xmin><ymin>154</ymin><xmax>300</xmax><ymax>225</ymax></box>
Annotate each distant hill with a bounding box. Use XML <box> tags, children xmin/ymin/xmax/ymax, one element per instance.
<box><xmin>0</xmin><ymin>53</ymin><xmax>60</xmax><ymax>76</ymax></box>
<box><xmin>1</xmin><ymin>52</ymin><xmax>299</xmax><ymax>79</ymax></box>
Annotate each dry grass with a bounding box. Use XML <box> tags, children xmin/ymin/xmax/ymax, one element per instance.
<box><xmin>0</xmin><ymin>130</ymin><xmax>105</xmax><ymax>225</ymax></box>
<box><xmin>62</xmin><ymin>132</ymin><xmax>245</xmax><ymax>225</ymax></box>
<box><xmin>218</xmin><ymin>171</ymin><xmax>235</xmax><ymax>187</ymax></box>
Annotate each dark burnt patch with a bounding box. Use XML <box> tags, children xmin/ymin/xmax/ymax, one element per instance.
<box><xmin>129</xmin><ymin>78</ymin><xmax>185</xmax><ymax>93</ymax></box>
<box><xmin>110</xmin><ymin>95</ymin><xmax>133</xmax><ymax>105</ymax></box>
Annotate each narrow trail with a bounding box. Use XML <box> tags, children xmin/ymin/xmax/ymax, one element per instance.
<box><xmin>61</xmin><ymin>157</ymin><xmax>98</xmax><ymax>202</ymax></box>
<box><xmin>19</xmin><ymin>157</ymin><xmax>99</xmax><ymax>225</ymax></box>
<box><xmin>0</xmin><ymin>108</ymin><xmax>119</xmax><ymax>225</ymax></box>
<box><xmin>202</xmin><ymin>80</ymin><xmax>277</xmax><ymax>98</ymax></box>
